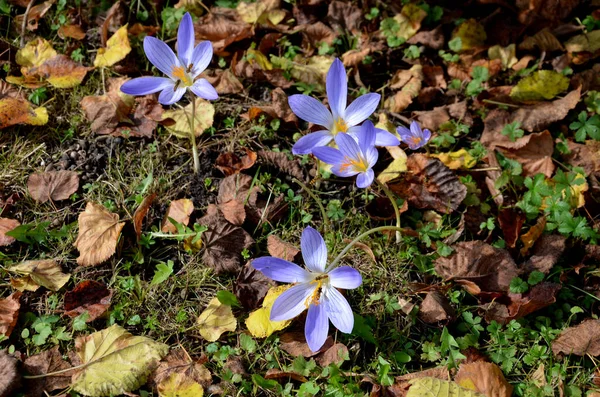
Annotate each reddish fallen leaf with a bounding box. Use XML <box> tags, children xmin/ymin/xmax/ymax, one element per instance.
<box><xmin>162</xmin><ymin>199</ymin><xmax>194</xmax><ymax>233</ymax></box>
<box><xmin>316</xmin><ymin>343</ymin><xmax>348</xmax><ymax>367</ymax></box>
<box><xmin>422</xmin><ymin>65</ymin><xmax>447</xmax><ymax>89</ymax></box>
<box><xmin>133</xmin><ymin>193</ymin><xmax>156</xmax><ymax>240</ymax></box>
<box><xmin>486</xmin><ymin>131</ymin><xmax>556</xmax><ymax>178</ymax></box>
<box><xmin>484</xmin><ymin>282</ymin><xmax>561</xmax><ymax>325</ymax></box>
<box><xmin>267</xmin><ymin>235</ymin><xmax>299</xmax><ymax>262</ymax></box>
<box><xmin>419</xmin><ymin>291</ymin><xmax>455</xmax><ymax>324</ymax></box>
<box><xmin>388</xmin><ymin>154</ymin><xmax>467</xmax><ymax>214</ymax></box>
<box><xmin>0</xmin><ymin>217</ymin><xmax>20</xmax><ymax>246</ymax></box>
<box><xmin>195</xmin><ymin>8</ymin><xmax>253</xmax><ymax>54</ymax></box>
<box><xmin>279</xmin><ymin>331</ymin><xmax>334</xmax><ymax>358</ymax></box>
<box><xmin>435</xmin><ymin>241</ymin><xmax>518</xmax><ymax>294</ymax></box>
<box><xmin>264</xmin><ymin>368</ymin><xmax>308</xmax><ymax>383</ymax></box>
<box><xmin>234</xmin><ymin>261</ymin><xmax>275</xmax><ymax>310</ymax></box>
<box><xmin>58</xmin><ymin>24</ymin><xmax>87</xmax><ymax>40</ymax></box>
<box><xmin>455</xmin><ymin>361</ymin><xmax>513</xmax><ymax>397</ymax></box>
<box><xmin>23</xmin><ymin>346</ymin><xmax>73</xmax><ymax>395</ymax></box>
<box><xmin>0</xmin><ymin>291</ymin><xmax>21</xmax><ymax>337</ymax></box>
<box><xmin>215</xmin><ymin>149</ymin><xmax>257</xmax><ymax>176</ymax></box>
<box><xmin>216</xmin><ymin>174</ymin><xmax>259</xmax><ymax>226</ymax></box>
<box><xmin>128</xmin><ymin>23</ymin><xmax>160</xmax><ymax>37</ymax></box>
<box><xmin>27</xmin><ymin>170</ymin><xmax>79</xmax><ymax>203</ymax></box>
<box><xmin>552</xmin><ymin>319</ymin><xmax>600</xmax><ymax>356</ymax></box>
<box><xmin>498</xmin><ymin>208</ymin><xmax>526</xmax><ymax>248</ymax></box>
<box><xmin>64</xmin><ymin>280</ymin><xmax>112</xmax><ymax>322</ymax></box>
<box><xmin>199</xmin><ymin>205</ymin><xmax>254</xmax><ymax>274</ymax></box>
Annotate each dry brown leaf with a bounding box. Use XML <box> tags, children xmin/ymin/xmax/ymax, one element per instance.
<box><xmin>455</xmin><ymin>361</ymin><xmax>513</xmax><ymax>397</ymax></box>
<box><xmin>419</xmin><ymin>290</ymin><xmax>455</xmax><ymax>324</ymax></box>
<box><xmin>517</xmin><ymin>0</ymin><xmax>579</xmax><ymax>24</ymax></box>
<box><xmin>74</xmin><ymin>202</ymin><xmax>125</xmax><ymax>267</ymax></box>
<box><xmin>0</xmin><ymin>292</ymin><xmax>21</xmax><ymax>337</ymax></box>
<box><xmin>0</xmin><ymin>350</ymin><xmax>21</xmax><ymax>396</ymax></box>
<box><xmin>234</xmin><ymin>261</ymin><xmax>275</xmax><ymax>310</ymax></box>
<box><xmin>512</xmin><ymin>88</ymin><xmax>581</xmax><ymax>132</ymax></box>
<box><xmin>422</xmin><ymin>65</ymin><xmax>447</xmax><ymax>89</ymax></box>
<box><xmin>58</xmin><ymin>24</ymin><xmax>86</xmax><ymax>40</ymax></box>
<box><xmin>27</xmin><ymin>170</ymin><xmax>79</xmax><ymax>203</ymax></box>
<box><xmin>500</xmin><ymin>131</ymin><xmax>555</xmax><ymax>178</ymax></box>
<box><xmin>519</xmin><ymin>28</ymin><xmax>563</xmax><ymax>52</ymax></box>
<box><xmin>162</xmin><ymin>199</ymin><xmax>194</xmax><ymax>233</ymax></box>
<box><xmin>64</xmin><ymin>280</ymin><xmax>112</xmax><ymax>321</ymax></box>
<box><xmin>435</xmin><ymin>241</ymin><xmax>518</xmax><ymax>294</ymax></box>
<box><xmin>264</xmin><ymin>368</ymin><xmax>308</xmax><ymax>383</ymax></box>
<box><xmin>414</xmin><ymin>101</ymin><xmax>472</xmax><ymax>131</ymax></box>
<box><xmin>199</xmin><ymin>205</ymin><xmax>254</xmax><ymax>274</ymax></box>
<box><xmin>0</xmin><ymin>218</ymin><xmax>20</xmax><ymax>246</ymax></box>
<box><xmin>195</xmin><ymin>9</ymin><xmax>253</xmax><ymax>54</ymax></box>
<box><xmin>248</xmin><ymin>88</ymin><xmax>298</xmax><ymax>125</ymax></box>
<box><xmin>15</xmin><ymin>0</ymin><xmax>53</xmax><ymax>31</ymax></box>
<box><xmin>23</xmin><ymin>346</ymin><xmax>72</xmax><ymax>395</ymax></box>
<box><xmin>327</xmin><ymin>0</ymin><xmax>362</xmax><ymax>33</ymax></box>
<box><xmin>520</xmin><ymin>217</ymin><xmax>547</xmax><ymax>255</ymax></box>
<box><xmin>563</xmin><ymin>140</ymin><xmax>600</xmax><ymax>176</ymax></box>
<box><xmin>81</xmin><ymin>77</ymin><xmax>163</xmax><ymax>137</ymax></box>
<box><xmin>522</xmin><ymin>234</ymin><xmax>566</xmax><ymax>274</ymax></box>
<box><xmin>203</xmin><ymin>69</ymin><xmax>244</xmax><ymax>94</ymax></box>
<box><xmin>133</xmin><ymin>193</ymin><xmax>156</xmax><ymax>241</ymax></box>
<box><xmin>302</xmin><ymin>21</ymin><xmax>337</xmax><ymax>48</ymax></box>
<box><xmin>279</xmin><ymin>331</ymin><xmax>334</xmax><ymax>358</ymax></box>
<box><xmin>388</xmin><ymin>154</ymin><xmax>467</xmax><ymax>214</ymax></box>
<box><xmin>152</xmin><ymin>348</ymin><xmax>212</xmax><ymax>390</ymax></box>
<box><xmin>498</xmin><ymin>208</ymin><xmax>525</xmax><ymax>248</ymax></box>
<box><xmin>216</xmin><ymin>174</ymin><xmax>259</xmax><ymax>226</ymax></box>
<box><xmin>316</xmin><ymin>343</ymin><xmax>348</xmax><ymax>367</ymax></box>
<box><xmin>9</xmin><ymin>259</ymin><xmax>70</xmax><ymax>292</ymax></box>
<box><xmin>552</xmin><ymin>319</ymin><xmax>600</xmax><ymax>356</ymax></box>
<box><xmin>484</xmin><ymin>282</ymin><xmax>560</xmax><ymax>325</ymax></box>
<box><xmin>257</xmin><ymin>150</ymin><xmax>305</xmax><ymax>181</ymax></box>
<box><xmin>407</xmin><ymin>26</ymin><xmax>445</xmax><ymax>50</ymax></box>
<box><xmin>267</xmin><ymin>235</ymin><xmax>299</xmax><ymax>262</ymax></box>
<box><xmin>216</xmin><ymin>149</ymin><xmax>257</xmax><ymax>176</ymax></box>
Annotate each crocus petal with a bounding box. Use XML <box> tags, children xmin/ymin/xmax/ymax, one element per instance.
<box><xmin>373</xmin><ymin>128</ymin><xmax>401</xmax><ymax>147</ymax></box>
<box><xmin>270</xmin><ymin>282</ymin><xmax>315</xmax><ymax>321</ymax></box>
<box><xmin>355</xmin><ymin>120</ymin><xmax>377</xmax><ymax>153</ymax></box>
<box><xmin>396</xmin><ymin>126</ymin><xmax>413</xmax><ymax>141</ymax></box>
<box><xmin>288</xmin><ymin>95</ymin><xmax>333</xmax><ymax>128</ymax></box>
<box><xmin>305</xmin><ymin>303</ymin><xmax>329</xmax><ymax>352</ymax></box>
<box><xmin>326</xmin><ymin>58</ymin><xmax>347</xmax><ymax>120</ymax></box>
<box><xmin>365</xmin><ymin>147</ymin><xmax>379</xmax><ymax>168</ymax></box>
<box><xmin>301</xmin><ymin>226</ymin><xmax>328</xmax><ymax>273</ymax></box>
<box><xmin>120</xmin><ymin>77</ymin><xmax>173</xmax><ymax>96</ymax></box>
<box><xmin>143</xmin><ymin>36</ymin><xmax>180</xmax><ymax>79</ymax></box>
<box><xmin>323</xmin><ymin>286</ymin><xmax>354</xmax><ymax>333</ymax></box>
<box><xmin>190</xmin><ymin>78</ymin><xmax>218</xmax><ymax>100</ymax></box>
<box><xmin>328</xmin><ymin>266</ymin><xmax>362</xmax><ymax>289</ymax></box>
<box><xmin>343</xmin><ymin>93</ymin><xmax>380</xmax><ymax>127</ymax></box>
<box><xmin>158</xmin><ymin>86</ymin><xmax>186</xmax><ymax>105</ymax></box>
<box><xmin>410</xmin><ymin>120</ymin><xmax>422</xmax><ymax>136</ymax></box>
<box><xmin>190</xmin><ymin>41</ymin><xmax>213</xmax><ymax>76</ymax></box>
<box><xmin>252</xmin><ymin>257</ymin><xmax>312</xmax><ymax>283</ymax></box>
<box><xmin>331</xmin><ymin>164</ymin><xmax>359</xmax><ymax>178</ymax></box>
<box><xmin>312</xmin><ymin>146</ymin><xmax>345</xmax><ymax>165</ymax></box>
<box><xmin>292</xmin><ymin>131</ymin><xmax>333</xmax><ymax>155</ymax></box>
<box><xmin>335</xmin><ymin>132</ymin><xmax>362</xmax><ymax>161</ymax></box>
<box><xmin>177</xmin><ymin>12</ymin><xmax>195</xmax><ymax>66</ymax></box>
<box><xmin>356</xmin><ymin>169</ymin><xmax>375</xmax><ymax>188</ymax></box>
<box><xmin>423</xmin><ymin>128</ymin><xmax>432</xmax><ymax>142</ymax></box>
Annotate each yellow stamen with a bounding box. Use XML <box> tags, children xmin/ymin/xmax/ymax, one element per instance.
<box><xmin>340</xmin><ymin>156</ymin><xmax>369</xmax><ymax>173</ymax></box>
<box><xmin>332</xmin><ymin>118</ymin><xmax>348</xmax><ymax>135</ymax></box>
<box><xmin>171</xmin><ymin>66</ymin><xmax>193</xmax><ymax>87</ymax></box>
<box><xmin>410</xmin><ymin>136</ymin><xmax>422</xmax><ymax>146</ymax></box>
<box><xmin>305</xmin><ymin>275</ymin><xmax>328</xmax><ymax>307</ymax></box>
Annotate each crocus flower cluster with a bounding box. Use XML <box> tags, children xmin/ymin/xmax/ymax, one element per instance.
<box><xmin>252</xmin><ymin>227</ymin><xmax>362</xmax><ymax>352</ymax></box>
<box><xmin>288</xmin><ymin>58</ymin><xmax>432</xmax><ymax>188</ymax></box>
<box><xmin>121</xmin><ymin>13</ymin><xmax>218</xmax><ymax>105</ymax></box>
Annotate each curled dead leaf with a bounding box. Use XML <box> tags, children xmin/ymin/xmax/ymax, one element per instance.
<box><xmin>0</xmin><ymin>291</ymin><xmax>21</xmax><ymax>337</ymax></box>
<box><xmin>27</xmin><ymin>170</ymin><xmax>79</xmax><ymax>203</ymax></box>
<box><xmin>74</xmin><ymin>202</ymin><xmax>125</xmax><ymax>267</ymax></box>
<box><xmin>133</xmin><ymin>193</ymin><xmax>156</xmax><ymax>240</ymax></box>
<box><xmin>257</xmin><ymin>150</ymin><xmax>305</xmax><ymax>181</ymax></box>
<box><xmin>216</xmin><ymin>149</ymin><xmax>257</xmax><ymax>176</ymax></box>
<box><xmin>9</xmin><ymin>259</ymin><xmax>70</xmax><ymax>292</ymax></box>
<box><xmin>552</xmin><ymin>319</ymin><xmax>600</xmax><ymax>356</ymax></box>
<box><xmin>195</xmin><ymin>9</ymin><xmax>253</xmax><ymax>54</ymax></box>
<box><xmin>162</xmin><ymin>199</ymin><xmax>194</xmax><ymax>233</ymax></box>
<box><xmin>279</xmin><ymin>331</ymin><xmax>334</xmax><ymax>358</ymax></box>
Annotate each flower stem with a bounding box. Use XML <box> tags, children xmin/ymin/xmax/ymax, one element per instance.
<box><xmin>293</xmin><ymin>178</ymin><xmax>330</xmax><ymax>234</ymax></box>
<box><xmin>189</xmin><ymin>94</ymin><xmax>200</xmax><ymax>174</ymax></box>
<box><xmin>326</xmin><ymin>225</ymin><xmax>403</xmax><ymax>272</ymax></box>
<box><xmin>377</xmin><ymin>180</ymin><xmax>402</xmax><ymax>244</ymax></box>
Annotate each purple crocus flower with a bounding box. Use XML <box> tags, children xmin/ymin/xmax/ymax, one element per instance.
<box><xmin>397</xmin><ymin>121</ymin><xmax>431</xmax><ymax>150</ymax></box>
<box><xmin>312</xmin><ymin>120</ymin><xmax>379</xmax><ymax>188</ymax></box>
<box><xmin>120</xmin><ymin>12</ymin><xmax>218</xmax><ymax>105</ymax></box>
<box><xmin>252</xmin><ymin>227</ymin><xmax>362</xmax><ymax>352</ymax></box>
<box><xmin>288</xmin><ymin>58</ymin><xmax>400</xmax><ymax>155</ymax></box>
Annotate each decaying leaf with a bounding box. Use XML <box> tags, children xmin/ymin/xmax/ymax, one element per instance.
<box><xmin>24</xmin><ymin>346</ymin><xmax>72</xmax><ymax>396</ymax></box>
<box><xmin>162</xmin><ymin>199</ymin><xmax>194</xmax><ymax>233</ymax></box>
<box><xmin>451</xmin><ymin>19</ymin><xmax>486</xmax><ymax>51</ymax></box>
<box><xmin>71</xmin><ymin>325</ymin><xmax>169</xmax><ymax>396</ymax></box>
<box><xmin>216</xmin><ymin>174</ymin><xmax>259</xmax><ymax>226</ymax></box>
<box><xmin>157</xmin><ymin>372</ymin><xmax>204</xmax><ymax>397</ymax></box>
<box><xmin>455</xmin><ymin>361</ymin><xmax>513</xmax><ymax>397</ymax></box>
<box><xmin>236</xmin><ymin>0</ymin><xmax>284</xmax><ymax>25</ymax></box>
<box><xmin>197</xmin><ymin>297</ymin><xmax>237</xmax><ymax>342</ymax></box>
<box><xmin>194</xmin><ymin>9</ymin><xmax>253</xmax><ymax>54</ymax></box>
<box><xmin>488</xmin><ymin>44</ymin><xmax>518</xmax><ymax>70</ymax></box>
<box><xmin>58</xmin><ymin>24</ymin><xmax>87</xmax><ymax>40</ymax></box>
<box><xmin>520</xmin><ymin>217</ymin><xmax>547</xmax><ymax>255</ymax></box>
<box><xmin>519</xmin><ymin>28</ymin><xmax>563</xmax><ymax>52</ymax></box>
<box><xmin>522</xmin><ymin>234</ymin><xmax>565</xmax><ymax>274</ymax></box>
<box><xmin>161</xmin><ymin>98</ymin><xmax>215</xmax><ymax>138</ymax></box>
<box><xmin>27</xmin><ymin>170</ymin><xmax>79</xmax><ymax>203</ymax></box>
<box><xmin>407</xmin><ymin>377</ymin><xmax>484</xmax><ymax>397</ymax></box>
<box><xmin>257</xmin><ymin>150</ymin><xmax>305</xmax><ymax>181</ymax></box>
<box><xmin>152</xmin><ymin>348</ymin><xmax>212</xmax><ymax>393</ymax></box>
<box><xmin>234</xmin><ymin>261</ymin><xmax>275</xmax><ymax>310</ymax></box>
<box><xmin>64</xmin><ymin>280</ymin><xmax>112</xmax><ymax>321</ymax></box>
<box><xmin>215</xmin><ymin>149</ymin><xmax>257</xmax><ymax>177</ymax></box>
<box><xmin>203</xmin><ymin>69</ymin><xmax>244</xmax><ymax>94</ymax></box>
<box><xmin>94</xmin><ymin>25</ymin><xmax>131</xmax><ymax>68</ymax></box>
<box><xmin>0</xmin><ymin>218</ymin><xmax>20</xmax><ymax>246</ymax></box>
<box><xmin>388</xmin><ymin>154</ymin><xmax>467</xmax><ymax>214</ymax></box>
<box><xmin>81</xmin><ymin>77</ymin><xmax>163</xmax><ymax>137</ymax></box>
<box><xmin>565</xmin><ymin>30</ymin><xmax>600</xmax><ymax>53</ymax></box>
<box><xmin>279</xmin><ymin>331</ymin><xmax>334</xmax><ymax>358</ymax></box>
<box><xmin>385</xmin><ymin>65</ymin><xmax>423</xmax><ymax>113</ymax></box>
<box><xmin>246</xmin><ymin>285</ymin><xmax>292</xmax><ymax>338</ymax></box>
<box><xmin>484</xmin><ymin>282</ymin><xmax>560</xmax><ymax>325</ymax></box>
<box><xmin>267</xmin><ymin>235</ymin><xmax>299</xmax><ymax>262</ymax></box>
<box><xmin>419</xmin><ymin>291</ymin><xmax>455</xmax><ymax>324</ymax></box>
<box><xmin>74</xmin><ymin>202</ymin><xmax>125</xmax><ymax>267</ymax></box>
<box><xmin>431</xmin><ymin>149</ymin><xmax>477</xmax><ymax>170</ymax></box>
<box><xmin>0</xmin><ymin>350</ymin><xmax>21</xmax><ymax>397</ymax></box>
<box><xmin>199</xmin><ymin>205</ymin><xmax>254</xmax><ymax>274</ymax></box>
<box><xmin>15</xmin><ymin>0</ymin><xmax>53</xmax><ymax>31</ymax></box>
<box><xmin>133</xmin><ymin>193</ymin><xmax>156</xmax><ymax>240</ymax></box>
<box><xmin>384</xmin><ymin>4</ymin><xmax>427</xmax><ymax>44</ymax></box>
<box><xmin>498</xmin><ymin>208</ymin><xmax>526</xmax><ymax>248</ymax></box>
<box><xmin>0</xmin><ymin>92</ymin><xmax>48</xmax><ymax>129</ymax></box>
<box><xmin>552</xmin><ymin>319</ymin><xmax>600</xmax><ymax>356</ymax></box>
<box><xmin>510</xmin><ymin>70</ymin><xmax>570</xmax><ymax>102</ymax></box>
<box><xmin>0</xmin><ymin>292</ymin><xmax>21</xmax><ymax>337</ymax></box>
<box><xmin>435</xmin><ymin>241</ymin><xmax>518</xmax><ymax>294</ymax></box>
<box><xmin>316</xmin><ymin>343</ymin><xmax>349</xmax><ymax>367</ymax></box>
<box><xmin>9</xmin><ymin>259</ymin><xmax>70</xmax><ymax>292</ymax></box>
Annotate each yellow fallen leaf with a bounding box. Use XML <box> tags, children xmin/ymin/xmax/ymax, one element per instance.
<box><xmin>162</xmin><ymin>98</ymin><xmax>215</xmax><ymax>138</ymax></box>
<box><xmin>520</xmin><ymin>217</ymin><xmax>547</xmax><ymax>256</ymax></box>
<box><xmin>488</xmin><ymin>44</ymin><xmax>518</xmax><ymax>70</ymax></box>
<box><xmin>565</xmin><ymin>30</ymin><xmax>600</xmax><ymax>53</ymax></box>
<box><xmin>236</xmin><ymin>0</ymin><xmax>280</xmax><ymax>24</ymax></box>
<box><xmin>389</xmin><ymin>4</ymin><xmax>427</xmax><ymax>42</ymax></box>
<box><xmin>38</xmin><ymin>55</ymin><xmax>92</xmax><ymax>88</ymax></box>
<box><xmin>71</xmin><ymin>325</ymin><xmax>169</xmax><ymax>396</ymax></box>
<box><xmin>407</xmin><ymin>377</ymin><xmax>485</xmax><ymax>397</ymax></box>
<box><xmin>9</xmin><ymin>259</ymin><xmax>70</xmax><ymax>292</ymax></box>
<box><xmin>94</xmin><ymin>25</ymin><xmax>132</xmax><ymax>68</ymax></box>
<box><xmin>431</xmin><ymin>149</ymin><xmax>477</xmax><ymax>170</ymax></box>
<box><xmin>452</xmin><ymin>19</ymin><xmax>487</xmax><ymax>51</ymax></box>
<box><xmin>197</xmin><ymin>297</ymin><xmax>237</xmax><ymax>342</ymax></box>
<box><xmin>271</xmin><ymin>55</ymin><xmax>334</xmax><ymax>91</ymax></box>
<box><xmin>74</xmin><ymin>202</ymin><xmax>125</xmax><ymax>267</ymax></box>
<box><xmin>247</xmin><ymin>48</ymin><xmax>273</xmax><ymax>70</ymax></box>
<box><xmin>246</xmin><ymin>285</ymin><xmax>292</xmax><ymax>338</ymax></box>
<box><xmin>455</xmin><ymin>361</ymin><xmax>513</xmax><ymax>397</ymax></box>
<box><xmin>377</xmin><ymin>148</ymin><xmax>408</xmax><ymax>184</ymax></box>
<box><xmin>510</xmin><ymin>70</ymin><xmax>569</xmax><ymax>102</ymax></box>
<box><xmin>158</xmin><ymin>372</ymin><xmax>204</xmax><ymax>397</ymax></box>
<box><xmin>0</xmin><ymin>97</ymin><xmax>48</xmax><ymax>129</ymax></box>
<box><xmin>16</xmin><ymin>37</ymin><xmax>57</xmax><ymax>68</ymax></box>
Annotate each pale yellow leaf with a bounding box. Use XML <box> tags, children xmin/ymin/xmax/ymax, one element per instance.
<box><xmin>246</xmin><ymin>285</ymin><xmax>292</xmax><ymax>338</ymax></box>
<box><xmin>74</xmin><ymin>202</ymin><xmax>125</xmax><ymax>267</ymax></box>
<box><xmin>9</xmin><ymin>259</ymin><xmax>70</xmax><ymax>292</ymax></box>
<box><xmin>431</xmin><ymin>149</ymin><xmax>477</xmax><ymax>170</ymax></box>
<box><xmin>162</xmin><ymin>98</ymin><xmax>215</xmax><ymax>138</ymax></box>
<box><xmin>16</xmin><ymin>37</ymin><xmax>57</xmax><ymax>68</ymax></box>
<box><xmin>94</xmin><ymin>25</ymin><xmax>132</xmax><ymax>68</ymax></box>
<box><xmin>71</xmin><ymin>325</ymin><xmax>168</xmax><ymax>396</ymax></box>
<box><xmin>197</xmin><ymin>297</ymin><xmax>237</xmax><ymax>342</ymax></box>
<box><xmin>407</xmin><ymin>377</ymin><xmax>485</xmax><ymax>397</ymax></box>
<box><xmin>158</xmin><ymin>372</ymin><xmax>204</xmax><ymax>397</ymax></box>
<box><xmin>377</xmin><ymin>146</ymin><xmax>408</xmax><ymax>184</ymax></box>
